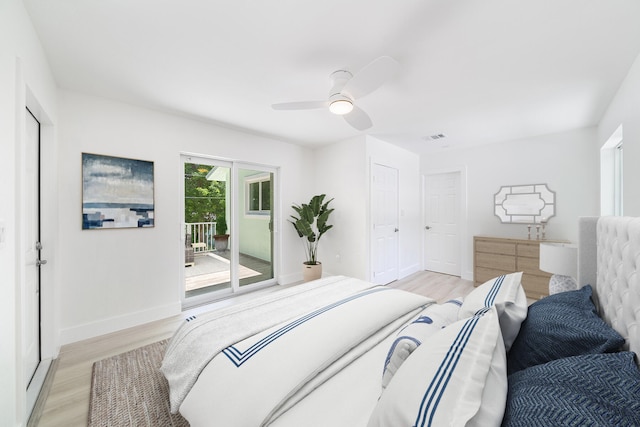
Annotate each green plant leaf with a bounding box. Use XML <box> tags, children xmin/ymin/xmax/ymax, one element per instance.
<box><xmin>300</xmin><ymin>204</ymin><xmax>314</xmax><ymax>224</ymax></box>
<box><xmin>295</xmin><ymin>218</ymin><xmax>313</xmax><ymax>237</ymax></box>
<box><xmin>309</xmin><ymin>194</ymin><xmax>324</xmax><ymax>216</ymax></box>
<box><xmin>289</xmin><ymin>220</ymin><xmax>304</xmax><ymax>237</ymax></box>
<box><xmin>318</xmin><ymin>223</ymin><xmax>333</xmax><ymax>238</ymax></box>
<box><xmin>321</xmin><ymin>197</ymin><xmax>334</xmax><ymax>212</ymax></box>
<box><xmin>317</xmin><ymin>208</ymin><xmax>333</xmax><ymax>230</ymax></box>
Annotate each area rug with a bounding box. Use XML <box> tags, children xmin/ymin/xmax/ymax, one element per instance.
<box><xmin>88</xmin><ymin>339</ymin><xmax>190</xmax><ymax>427</ymax></box>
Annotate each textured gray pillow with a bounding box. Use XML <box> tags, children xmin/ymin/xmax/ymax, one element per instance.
<box><xmin>503</xmin><ymin>352</ymin><xmax>640</xmax><ymax>427</ymax></box>
<box><xmin>507</xmin><ymin>285</ymin><xmax>624</xmax><ymax>374</ymax></box>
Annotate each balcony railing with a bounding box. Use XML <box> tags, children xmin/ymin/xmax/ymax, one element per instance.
<box><xmin>186</xmin><ymin>222</ymin><xmax>217</xmax><ymax>253</ymax></box>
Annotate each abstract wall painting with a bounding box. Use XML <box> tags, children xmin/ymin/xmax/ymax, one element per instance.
<box><xmin>82</xmin><ymin>153</ymin><xmax>155</xmax><ymax>229</ymax></box>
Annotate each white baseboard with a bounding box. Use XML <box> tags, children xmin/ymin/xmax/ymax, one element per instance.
<box><xmin>399</xmin><ymin>263</ymin><xmax>421</xmax><ymax>279</ymax></box>
<box><xmin>461</xmin><ymin>270</ymin><xmax>474</xmax><ymax>282</ymax></box>
<box><xmin>59</xmin><ymin>301</ymin><xmax>182</xmax><ymax>345</ymax></box>
<box><xmin>277</xmin><ymin>271</ymin><xmax>303</xmax><ymax>285</ymax></box>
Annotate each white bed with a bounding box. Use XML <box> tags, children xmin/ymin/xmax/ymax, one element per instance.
<box><xmin>162</xmin><ymin>216</ymin><xmax>640</xmax><ymax>427</ymax></box>
<box><xmin>577</xmin><ymin>216</ymin><xmax>640</xmax><ymax>357</ymax></box>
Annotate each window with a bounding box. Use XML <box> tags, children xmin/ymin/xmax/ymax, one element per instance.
<box><xmin>600</xmin><ymin>125</ymin><xmax>623</xmax><ymax>216</ymax></box>
<box><xmin>245</xmin><ymin>174</ymin><xmax>271</xmax><ymax>215</ymax></box>
<box><xmin>614</xmin><ymin>142</ymin><xmax>623</xmax><ymax>216</ymax></box>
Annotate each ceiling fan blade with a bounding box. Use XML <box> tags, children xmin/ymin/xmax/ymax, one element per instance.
<box><xmin>271</xmin><ymin>100</ymin><xmax>327</xmax><ymax>110</ymax></box>
<box><xmin>344</xmin><ymin>105</ymin><xmax>372</xmax><ymax>131</ymax></box>
<box><xmin>342</xmin><ymin>56</ymin><xmax>399</xmax><ymax>100</ymax></box>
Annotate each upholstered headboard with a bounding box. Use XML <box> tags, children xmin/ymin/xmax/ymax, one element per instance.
<box><xmin>578</xmin><ymin>216</ymin><xmax>640</xmax><ymax>359</ymax></box>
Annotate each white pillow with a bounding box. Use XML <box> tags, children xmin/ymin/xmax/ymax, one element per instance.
<box><xmin>368</xmin><ymin>306</ymin><xmax>507</xmax><ymax>427</ymax></box>
<box><xmin>459</xmin><ymin>272</ymin><xmax>527</xmax><ymax>351</ymax></box>
<box><xmin>381</xmin><ymin>298</ymin><xmax>462</xmax><ymax>389</ymax></box>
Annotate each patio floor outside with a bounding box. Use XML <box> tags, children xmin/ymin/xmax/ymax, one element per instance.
<box><xmin>185</xmin><ymin>250</ymin><xmax>273</xmax><ymax>298</ymax></box>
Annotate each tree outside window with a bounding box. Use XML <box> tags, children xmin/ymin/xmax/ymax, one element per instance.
<box><xmin>184</xmin><ymin>163</ymin><xmax>227</xmax><ymax>234</ymax></box>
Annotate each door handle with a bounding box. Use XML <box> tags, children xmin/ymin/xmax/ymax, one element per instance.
<box><xmin>394</xmin><ymin>228</ymin><xmax>399</xmax><ymax>232</ymax></box>
<box><xmin>37</xmin><ymin>259</ymin><xmax>47</xmax><ymax>267</ymax></box>
<box><xmin>425</xmin><ymin>226</ymin><xmax>431</xmax><ymax>230</ymax></box>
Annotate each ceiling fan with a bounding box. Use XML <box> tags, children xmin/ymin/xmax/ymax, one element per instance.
<box><xmin>271</xmin><ymin>56</ymin><xmax>399</xmax><ymax>131</ymax></box>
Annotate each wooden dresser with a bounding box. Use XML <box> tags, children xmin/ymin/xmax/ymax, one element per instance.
<box><xmin>473</xmin><ymin>236</ymin><xmax>565</xmax><ymax>300</ymax></box>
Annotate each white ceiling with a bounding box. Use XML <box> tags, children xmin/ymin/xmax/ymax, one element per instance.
<box><xmin>24</xmin><ymin>0</ymin><xmax>640</xmax><ymax>153</ymax></box>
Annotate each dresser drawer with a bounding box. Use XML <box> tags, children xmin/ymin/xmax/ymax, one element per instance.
<box><xmin>522</xmin><ymin>274</ymin><xmax>551</xmax><ymax>300</ymax></box>
<box><xmin>516</xmin><ymin>256</ymin><xmax>552</xmax><ymax>277</ymax></box>
<box><xmin>517</xmin><ymin>243</ymin><xmax>539</xmax><ymax>258</ymax></box>
<box><xmin>475</xmin><ymin>240</ymin><xmax>516</xmax><ymax>256</ymax></box>
<box><xmin>475</xmin><ymin>267</ymin><xmax>514</xmax><ymax>286</ymax></box>
<box><xmin>475</xmin><ymin>252</ymin><xmax>516</xmax><ymax>271</ymax></box>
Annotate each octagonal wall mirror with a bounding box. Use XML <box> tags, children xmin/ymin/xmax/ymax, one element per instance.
<box><xmin>494</xmin><ymin>184</ymin><xmax>555</xmax><ymax>224</ymax></box>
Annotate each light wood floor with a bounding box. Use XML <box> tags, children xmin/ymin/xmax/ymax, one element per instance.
<box><xmin>31</xmin><ymin>271</ymin><xmax>474</xmax><ymax>427</ymax></box>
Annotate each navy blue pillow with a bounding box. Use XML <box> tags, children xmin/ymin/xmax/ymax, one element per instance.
<box><xmin>502</xmin><ymin>352</ymin><xmax>640</xmax><ymax>427</ymax></box>
<box><xmin>507</xmin><ymin>285</ymin><xmax>624</xmax><ymax>374</ymax></box>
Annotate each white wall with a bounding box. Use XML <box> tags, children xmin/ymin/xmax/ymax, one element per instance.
<box><xmin>0</xmin><ymin>1</ymin><xmax>59</xmax><ymax>426</ymax></box>
<box><xmin>311</xmin><ymin>136</ymin><xmax>368</xmax><ymax>279</ymax></box>
<box><xmin>422</xmin><ymin>127</ymin><xmax>599</xmax><ymax>279</ymax></box>
<box><xmin>312</xmin><ymin>136</ymin><xmax>421</xmax><ymax>281</ymax></box>
<box><xmin>598</xmin><ymin>52</ymin><xmax>640</xmax><ymax>216</ymax></box>
<box><xmin>56</xmin><ymin>90</ymin><xmax>314</xmax><ymax>344</ymax></box>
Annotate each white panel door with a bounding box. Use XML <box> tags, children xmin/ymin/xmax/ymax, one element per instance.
<box><xmin>424</xmin><ymin>172</ymin><xmax>460</xmax><ymax>276</ymax></box>
<box><xmin>23</xmin><ymin>109</ymin><xmax>41</xmax><ymax>387</ymax></box>
<box><xmin>371</xmin><ymin>163</ymin><xmax>399</xmax><ymax>285</ymax></box>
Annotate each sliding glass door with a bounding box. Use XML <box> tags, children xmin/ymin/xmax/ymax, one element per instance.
<box><xmin>182</xmin><ymin>155</ymin><xmax>276</xmax><ymax>307</ymax></box>
<box><xmin>237</xmin><ymin>167</ymin><xmax>274</xmax><ymax>287</ymax></box>
<box><xmin>183</xmin><ymin>158</ymin><xmax>232</xmax><ymax>298</ymax></box>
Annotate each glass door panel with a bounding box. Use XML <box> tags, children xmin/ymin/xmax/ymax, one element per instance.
<box><xmin>183</xmin><ymin>159</ymin><xmax>232</xmax><ymax>299</ymax></box>
<box><xmin>237</xmin><ymin>168</ymin><xmax>274</xmax><ymax>287</ymax></box>
<box><xmin>182</xmin><ymin>156</ymin><xmax>278</xmax><ymax>307</ymax></box>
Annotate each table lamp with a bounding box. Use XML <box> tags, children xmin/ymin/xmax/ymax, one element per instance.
<box><xmin>539</xmin><ymin>242</ymin><xmax>578</xmax><ymax>295</ymax></box>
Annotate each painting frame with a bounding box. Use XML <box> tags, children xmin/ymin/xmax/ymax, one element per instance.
<box><xmin>82</xmin><ymin>152</ymin><xmax>155</xmax><ymax>229</ymax></box>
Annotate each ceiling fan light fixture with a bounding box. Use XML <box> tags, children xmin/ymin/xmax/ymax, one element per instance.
<box><xmin>329</xmin><ymin>98</ymin><xmax>353</xmax><ymax>115</ymax></box>
<box><xmin>328</xmin><ymin>92</ymin><xmax>354</xmax><ymax>115</ymax></box>
<box><xmin>272</xmin><ymin>56</ymin><xmax>398</xmax><ymax>129</ymax></box>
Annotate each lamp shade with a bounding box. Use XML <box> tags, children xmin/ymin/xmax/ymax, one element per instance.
<box><xmin>539</xmin><ymin>243</ymin><xmax>577</xmax><ymax>277</ymax></box>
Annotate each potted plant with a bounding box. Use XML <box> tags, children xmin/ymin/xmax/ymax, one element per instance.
<box><xmin>289</xmin><ymin>194</ymin><xmax>334</xmax><ymax>281</ymax></box>
<box><xmin>214</xmin><ymin>214</ymin><xmax>229</xmax><ymax>251</ymax></box>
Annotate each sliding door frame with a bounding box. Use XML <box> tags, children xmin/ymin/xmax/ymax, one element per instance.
<box><xmin>180</xmin><ymin>153</ymin><xmax>279</xmax><ymax>309</ymax></box>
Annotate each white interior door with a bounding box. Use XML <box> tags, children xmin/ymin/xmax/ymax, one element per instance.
<box><xmin>371</xmin><ymin>163</ymin><xmax>399</xmax><ymax>285</ymax></box>
<box><xmin>424</xmin><ymin>172</ymin><xmax>461</xmax><ymax>276</ymax></box>
<box><xmin>23</xmin><ymin>108</ymin><xmax>41</xmax><ymax>387</ymax></box>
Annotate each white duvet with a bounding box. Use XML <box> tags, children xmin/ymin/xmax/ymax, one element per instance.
<box><xmin>162</xmin><ymin>276</ymin><xmax>433</xmax><ymax>426</ymax></box>
<box><xmin>162</xmin><ymin>276</ymin><xmax>376</xmax><ymax>412</ymax></box>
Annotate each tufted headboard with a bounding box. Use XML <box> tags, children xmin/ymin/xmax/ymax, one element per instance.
<box><xmin>578</xmin><ymin>216</ymin><xmax>640</xmax><ymax>360</ymax></box>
